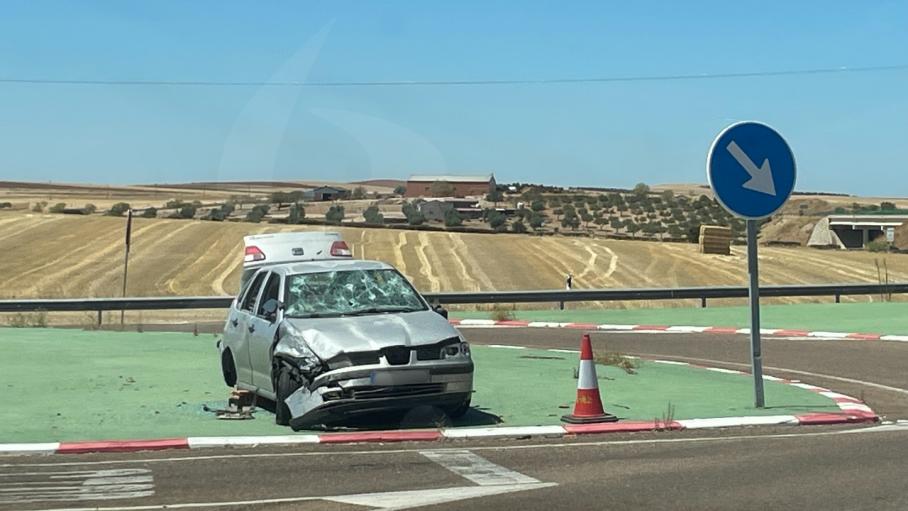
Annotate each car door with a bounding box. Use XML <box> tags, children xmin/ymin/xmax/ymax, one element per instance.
<box><xmin>249</xmin><ymin>271</ymin><xmax>283</xmax><ymax>394</ymax></box>
<box><xmin>227</xmin><ymin>270</ymin><xmax>268</xmax><ymax>386</ymax></box>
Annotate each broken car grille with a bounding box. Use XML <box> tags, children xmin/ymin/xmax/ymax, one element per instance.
<box><xmin>348</xmin><ymin>384</ymin><xmax>446</xmax><ymax>400</ymax></box>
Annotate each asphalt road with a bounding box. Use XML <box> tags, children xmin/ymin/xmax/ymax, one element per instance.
<box><xmin>3</xmin><ymin>327</ymin><xmax>908</xmax><ymax>510</ymax></box>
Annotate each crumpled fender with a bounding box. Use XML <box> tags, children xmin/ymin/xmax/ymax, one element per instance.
<box><xmin>273</xmin><ymin>321</ymin><xmax>324</xmax><ymax>376</ymax></box>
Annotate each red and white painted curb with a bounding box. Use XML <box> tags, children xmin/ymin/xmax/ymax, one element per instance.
<box><xmin>450</xmin><ymin>318</ymin><xmax>908</xmax><ymax>342</ymax></box>
<box><xmin>0</xmin><ymin>351</ymin><xmax>878</xmax><ymax>456</ymax></box>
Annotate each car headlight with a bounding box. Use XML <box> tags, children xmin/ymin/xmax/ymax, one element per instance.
<box><xmin>440</xmin><ymin>341</ymin><xmax>471</xmax><ymax>359</ymax></box>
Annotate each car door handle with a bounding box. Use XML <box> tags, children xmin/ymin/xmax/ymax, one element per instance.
<box><xmin>230</xmin><ymin>318</ymin><xmax>239</xmax><ymax>327</ymax></box>
<box><xmin>248</xmin><ymin>324</ymin><xmax>255</xmax><ymax>333</ymax></box>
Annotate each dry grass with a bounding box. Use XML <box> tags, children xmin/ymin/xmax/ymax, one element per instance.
<box><xmin>594</xmin><ymin>353</ymin><xmax>640</xmax><ymax>374</ymax></box>
<box><xmin>2</xmin><ymin>210</ymin><xmax>908</xmax><ymax>312</ymax></box>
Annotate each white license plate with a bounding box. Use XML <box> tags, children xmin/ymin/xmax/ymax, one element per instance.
<box><xmin>370</xmin><ymin>370</ymin><xmax>430</xmax><ymax>386</ymax></box>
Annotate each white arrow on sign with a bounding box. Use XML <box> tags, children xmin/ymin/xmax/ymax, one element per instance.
<box><xmin>726</xmin><ymin>140</ymin><xmax>776</xmax><ymax>196</ymax></box>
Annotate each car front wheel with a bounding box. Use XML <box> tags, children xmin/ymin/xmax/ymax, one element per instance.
<box><xmin>274</xmin><ymin>366</ymin><xmax>300</xmax><ymax>426</ymax></box>
<box><xmin>446</xmin><ymin>398</ymin><xmax>471</xmax><ymax>419</ymax></box>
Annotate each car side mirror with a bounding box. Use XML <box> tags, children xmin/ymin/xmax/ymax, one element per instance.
<box><xmin>262</xmin><ymin>299</ymin><xmax>283</xmax><ymax>322</ymax></box>
<box><xmin>433</xmin><ymin>304</ymin><xmax>448</xmax><ymax>319</ymax></box>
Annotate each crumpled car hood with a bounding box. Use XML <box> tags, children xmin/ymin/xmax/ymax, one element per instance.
<box><xmin>282</xmin><ymin>310</ymin><xmax>459</xmax><ymax>360</ymax></box>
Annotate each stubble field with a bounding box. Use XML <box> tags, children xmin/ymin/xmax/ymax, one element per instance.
<box><xmin>2</xmin><ymin>212</ymin><xmax>906</xmax><ymax>314</ymax></box>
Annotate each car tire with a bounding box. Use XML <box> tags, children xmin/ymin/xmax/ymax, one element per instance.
<box><xmin>447</xmin><ymin>398</ymin><xmax>471</xmax><ymax>419</ymax></box>
<box><xmin>274</xmin><ymin>366</ymin><xmax>300</xmax><ymax>426</ymax></box>
<box><xmin>221</xmin><ymin>350</ymin><xmax>237</xmax><ymax>387</ymax></box>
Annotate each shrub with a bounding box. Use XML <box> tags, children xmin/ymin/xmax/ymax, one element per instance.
<box><xmin>833</xmin><ymin>207</ymin><xmax>846</xmax><ymax>214</ymax></box>
<box><xmin>486</xmin><ymin>190</ymin><xmax>503</xmax><ymax>204</ymax></box>
<box><xmin>287</xmin><ymin>204</ymin><xmax>305</xmax><ymax>224</ymax></box>
<box><xmin>393</xmin><ymin>185</ymin><xmax>406</xmax><ymax>195</ymax></box>
<box><xmin>511</xmin><ymin>220</ymin><xmax>527</xmax><ymax>233</ymax></box>
<box><xmin>49</xmin><ymin>203</ymin><xmax>66</xmax><ymax>213</ymax></box>
<box><xmin>402</xmin><ymin>202</ymin><xmax>425</xmax><ymax>225</ymax></box>
<box><xmin>867</xmin><ymin>239</ymin><xmax>890</xmax><ymax>252</ymax></box>
<box><xmin>142</xmin><ymin>207</ymin><xmax>157</xmax><ymax>218</ymax></box>
<box><xmin>444</xmin><ymin>208</ymin><xmax>462</xmax><ymax>227</ymax></box>
<box><xmin>206</xmin><ymin>207</ymin><xmax>227</xmax><ymax>221</ymax></box>
<box><xmin>363</xmin><ymin>205</ymin><xmax>384</xmax><ymax>224</ymax></box>
<box><xmin>245</xmin><ymin>205</ymin><xmax>269</xmax><ymax>223</ymax></box>
<box><xmin>487</xmin><ymin>210</ymin><xmax>507</xmax><ymax>230</ymax></box>
<box><xmin>351</xmin><ymin>186</ymin><xmax>367</xmax><ymax>200</ymax></box>
<box><xmin>489</xmin><ymin>304</ymin><xmax>515</xmax><ymax>322</ymax></box>
<box><xmin>531</xmin><ymin>200</ymin><xmax>545</xmax><ymax>212</ymax></box>
<box><xmin>7</xmin><ymin>310</ymin><xmax>47</xmax><ymax>328</ymax></box>
<box><xmin>881</xmin><ymin>201</ymin><xmax>896</xmax><ymax>211</ymax></box>
<box><xmin>633</xmin><ymin>182</ymin><xmax>650</xmax><ymax>196</ymax></box>
<box><xmin>325</xmin><ymin>205</ymin><xmax>345</xmax><ymax>225</ymax></box>
<box><xmin>529</xmin><ymin>212</ymin><xmax>545</xmax><ymax>230</ymax></box>
<box><xmin>83</xmin><ymin>203</ymin><xmax>97</xmax><ymax>214</ymax></box>
<box><xmin>178</xmin><ymin>205</ymin><xmax>197</xmax><ymax>219</ymax></box>
<box><xmin>32</xmin><ymin>201</ymin><xmax>47</xmax><ymax>213</ymax></box>
<box><xmin>107</xmin><ymin>202</ymin><xmax>130</xmax><ymax>216</ymax></box>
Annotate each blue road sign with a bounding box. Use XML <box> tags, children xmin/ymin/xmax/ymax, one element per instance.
<box><xmin>707</xmin><ymin>122</ymin><xmax>796</xmax><ymax>219</ymax></box>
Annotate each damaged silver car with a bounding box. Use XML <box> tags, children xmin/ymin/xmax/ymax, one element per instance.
<box><xmin>218</xmin><ymin>258</ymin><xmax>474</xmax><ymax>430</ymax></box>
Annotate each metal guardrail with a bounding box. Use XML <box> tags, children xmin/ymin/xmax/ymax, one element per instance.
<box><xmin>0</xmin><ymin>283</ymin><xmax>904</xmax><ymax>314</ymax></box>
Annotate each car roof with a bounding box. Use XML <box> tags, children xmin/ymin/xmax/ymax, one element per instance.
<box><xmin>267</xmin><ymin>259</ymin><xmax>394</xmax><ymax>276</ymax></box>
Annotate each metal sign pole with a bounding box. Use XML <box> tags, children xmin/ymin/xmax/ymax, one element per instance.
<box><xmin>120</xmin><ymin>209</ymin><xmax>132</xmax><ymax>327</ymax></box>
<box><xmin>746</xmin><ymin>219</ymin><xmax>765</xmax><ymax>408</ymax></box>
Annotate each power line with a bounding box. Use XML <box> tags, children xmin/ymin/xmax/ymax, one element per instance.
<box><xmin>0</xmin><ymin>63</ymin><xmax>906</xmax><ymax>88</ymax></box>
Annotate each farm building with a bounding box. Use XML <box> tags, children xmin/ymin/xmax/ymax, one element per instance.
<box><xmin>405</xmin><ymin>174</ymin><xmax>495</xmax><ymax>198</ymax></box>
<box><xmin>303</xmin><ymin>186</ymin><xmax>348</xmax><ymax>202</ymax></box>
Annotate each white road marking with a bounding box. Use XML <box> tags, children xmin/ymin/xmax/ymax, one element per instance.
<box><xmin>441</xmin><ymin>426</ymin><xmax>565</xmax><ymax>439</ymax></box>
<box><xmin>331</xmin><ymin>483</ymin><xmax>557</xmax><ymax>511</ymax></box>
<box><xmin>0</xmin><ymin>468</ymin><xmax>153</xmax><ymax>505</ymax></box>
<box><xmin>637</xmin><ymin>353</ymin><xmax>908</xmax><ymax>397</ymax></box>
<box><xmin>676</xmin><ymin>416</ymin><xmax>799</xmax><ymax>429</ymax></box>
<box><xmin>27</xmin><ymin>451</ymin><xmax>553</xmax><ymax>510</ymax></box>
<box><xmin>420</xmin><ymin>449</ymin><xmax>540</xmax><ymax>486</ymax></box>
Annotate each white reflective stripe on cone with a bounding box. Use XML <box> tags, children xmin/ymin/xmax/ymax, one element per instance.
<box><xmin>578</xmin><ymin>359</ymin><xmax>599</xmax><ymax>389</ymax></box>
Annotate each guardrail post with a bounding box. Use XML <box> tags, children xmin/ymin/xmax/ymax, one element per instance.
<box><xmin>701</xmin><ymin>297</ymin><xmax>707</xmax><ymax>308</ymax></box>
<box><xmin>835</xmin><ymin>293</ymin><xmax>840</xmax><ymax>304</ymax></box>
<box><xmin>97</xmin><ymin>309</ymin><xmax>102</xmax><ymax>326</ymax></box>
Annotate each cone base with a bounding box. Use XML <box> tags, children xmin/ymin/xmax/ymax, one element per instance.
<box><xmin>561</xmin><ymin>412</ymin><xmax>619</xmax><ymax>424</ymax></box>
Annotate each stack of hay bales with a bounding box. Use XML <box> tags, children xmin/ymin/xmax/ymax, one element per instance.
<box><xmin>699</xmin><ymin>225</ymin><xmax>732</xmax><ymax>255</ymax></box>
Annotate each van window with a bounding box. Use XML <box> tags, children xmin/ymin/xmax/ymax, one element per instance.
<box><xmin>241</xmin><ymin>272</ymin><xmax>267</xmax><ymax>312</ymax></box>
<box><xmin>257</xmin><ymin>273</ymin><xmax>281</xmax><ymax>317</ymax></box>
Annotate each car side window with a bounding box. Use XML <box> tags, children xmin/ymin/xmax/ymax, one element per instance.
<box><xmin>241</xmin><ymin>272</ymin><xmax>267</xmax><ymax>313</ymax></box>
<box><xmin>257</xmin><ymin>273</ymin><xmax>281</xmax><ymax>317</ymax></box>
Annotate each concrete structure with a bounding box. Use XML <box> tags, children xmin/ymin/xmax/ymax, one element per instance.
<box><xmin>405</xmin><ymin>174</ymin><xmax>495</xmax><ymax>198</ymax></box>
<box><xmin>810</xmin><ymin>214</ymin><xmax>908</xmax><ymax>249</ymax></box>
<box><xmin>806</xmin><ymin>218</ymin><xmax>845</xmax><ymax>249</ymax></box>
<box><xmin>303</xmin><ymin>186</ymin><xmax>348</xmax><ymax>202</ymax></box>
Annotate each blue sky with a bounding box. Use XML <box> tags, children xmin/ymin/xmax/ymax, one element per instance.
<box><xmin>1</xmin><ymin>1</ymin><xmax>906</xmax><ymax>195</ymax></box>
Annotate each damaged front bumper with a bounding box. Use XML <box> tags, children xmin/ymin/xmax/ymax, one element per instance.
<box><xmin>285</xmin><ymin>361</ymin><xmax>474</xmax><ymax>429</ymax></box>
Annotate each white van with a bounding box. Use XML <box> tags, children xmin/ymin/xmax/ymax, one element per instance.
<box><xmin>239</xmin><ymin>232</ymin><xmax>352</xmax><ymax>293</ymax></box>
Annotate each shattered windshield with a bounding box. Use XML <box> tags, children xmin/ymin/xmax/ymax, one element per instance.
<box><xmin>284</xmin><ymin>269</ymin><xmax>426</xmax><ymax>318</ymax></box>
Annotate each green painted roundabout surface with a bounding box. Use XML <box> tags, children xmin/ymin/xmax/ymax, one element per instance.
<box><xmin>0</xmin><ymin>328</ymin><xmax>838</xmax><ymax>443</ymax></box>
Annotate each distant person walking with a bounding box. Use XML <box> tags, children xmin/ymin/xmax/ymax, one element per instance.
<box><xmin>560</xmin><ymin>272</ymin><xmax>573</xmax><ymax>310</ymax></box>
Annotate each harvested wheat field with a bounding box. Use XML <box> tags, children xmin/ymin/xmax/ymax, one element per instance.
<box><xmin>2</xmin><ymin>212</ymin><xmax>906</xmax><ymax>313</ymax></box>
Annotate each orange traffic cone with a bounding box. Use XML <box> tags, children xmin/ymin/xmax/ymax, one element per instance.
<box><xmin>562</xmin><ymin>333</ymin><xmax>618</xmax><ymax>424</ymax></box>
